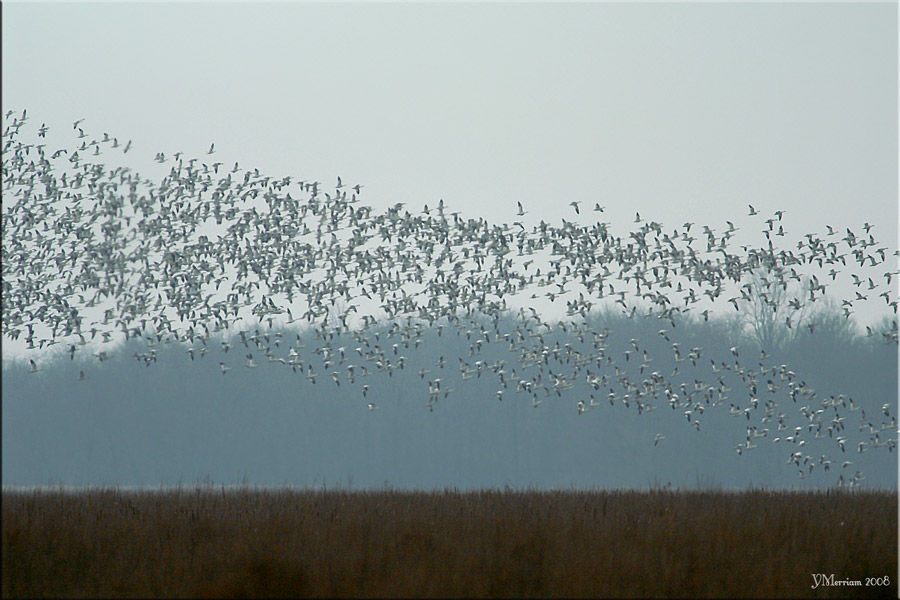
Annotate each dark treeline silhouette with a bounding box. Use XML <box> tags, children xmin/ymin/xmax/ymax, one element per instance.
<box><xmin>3</xmin><ymin>306</ymin><xmax>895</xmax><ymax>490</ymax></box>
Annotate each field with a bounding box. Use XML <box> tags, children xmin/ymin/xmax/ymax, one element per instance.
<box><xmin>2</xmin><ymin>487</ymin><xmax>896</xmax><ymax>598</ymax></box>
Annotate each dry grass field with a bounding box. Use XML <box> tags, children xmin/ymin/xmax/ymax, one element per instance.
<box><xmin>2</xmin><ymin>487</ymin><xmax>896</xmax><ymax>598</ymax></box>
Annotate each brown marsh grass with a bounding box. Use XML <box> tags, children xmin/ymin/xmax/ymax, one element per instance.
<box><xmin>2</xmin><ymin>487</ymin><xmax>896</xmax><ymax>598</ymax></box>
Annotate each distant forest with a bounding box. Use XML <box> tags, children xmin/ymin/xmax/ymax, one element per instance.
<box><xmin>4</xmin><ymin>305</ymin><xmax>896</xmax><ymax>490</ymax></box>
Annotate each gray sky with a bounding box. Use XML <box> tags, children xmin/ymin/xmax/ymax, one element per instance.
<box><xmin>2</xmin><ymin>1</ymin><xmax>898</xmax><ymax>344</ymax></box>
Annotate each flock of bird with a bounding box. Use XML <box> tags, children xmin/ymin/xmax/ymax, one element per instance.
<box><xmin>3</xmin><ymin>109</ymin><xmax>898</xmax><ymax>487</ymax></box>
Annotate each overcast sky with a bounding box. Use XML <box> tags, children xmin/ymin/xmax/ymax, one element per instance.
<box><xmin>2</xmin><ymin>1</ymin><xmax>898</xmax><ymax>341</ymax></box>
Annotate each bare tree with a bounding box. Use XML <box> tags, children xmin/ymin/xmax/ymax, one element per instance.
<box><xmin>736</xmin><ymin>267</ymin><xmax>814</xmax><ymax>351</ymax></box>
<box><xmin>868</xmin><ymin>314</ymin><xmax>899</xmax><ymax>345</ymax></box>
<box><xmin>801</xmin><ymin>297</ymin><xmax>857</xmax><ymax>346</ymax></box>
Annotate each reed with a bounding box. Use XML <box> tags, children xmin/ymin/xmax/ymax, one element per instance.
<box><xmin>2</xmin><ymin>487</ymin><xmax>896</xmax><ymax>598</ymax></box>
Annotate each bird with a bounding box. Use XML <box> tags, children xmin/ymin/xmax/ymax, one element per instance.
<box><xmin>654</xmin><ymin>433</ymin><xmax>665</xmax><ymax>446</ymax></box>
<box><xmin>4</xmin><ymin>106</ymin><xmax>898</xmax><ymax>489</ymax></box>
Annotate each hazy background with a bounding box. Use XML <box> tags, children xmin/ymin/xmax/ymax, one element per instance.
<box><xmin>3</xmin><ymin>312</ymin><xmax>897</xmax><ymax>489</ymax></box>
<box><xmin>2</xmin><ymin>2</ymin><xmax>897</xmax><ymax>489</ymax></box>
